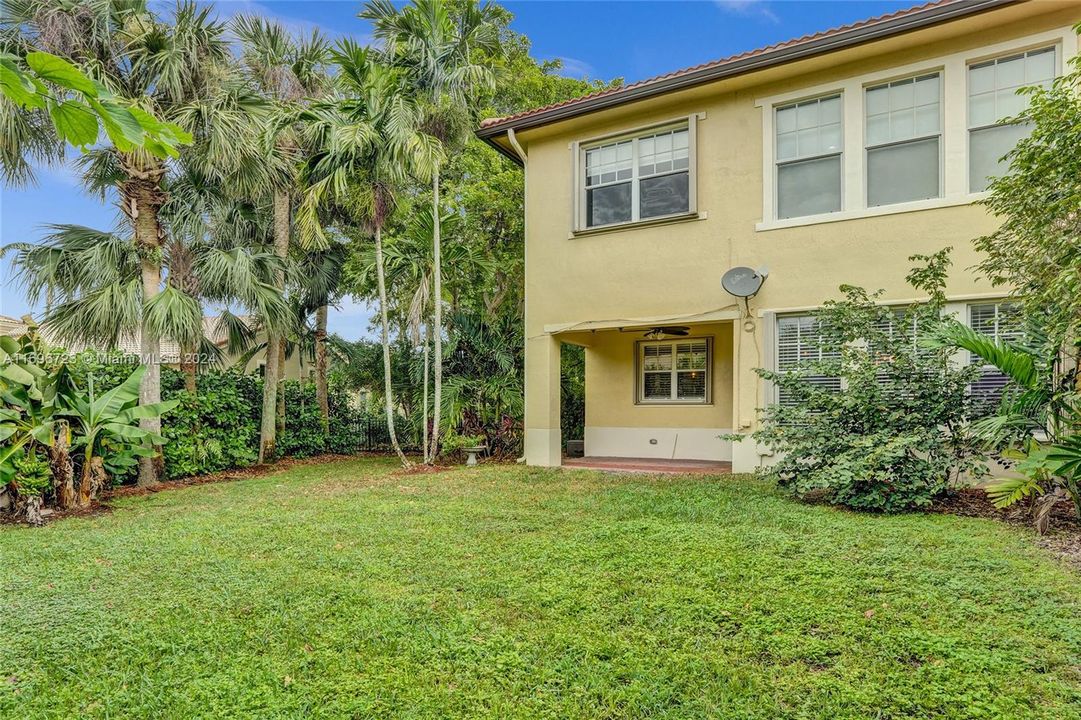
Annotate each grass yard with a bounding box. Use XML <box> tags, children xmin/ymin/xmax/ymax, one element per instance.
<box><xmin>1</xmin><ymin>459</ymin><xmax>1080</xmax><ymax>719</ymax></box>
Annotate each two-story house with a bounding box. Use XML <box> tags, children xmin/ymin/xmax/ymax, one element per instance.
<box><xmin>477</xmin><ymin>0</ymin><xmax>1080</xmax><ymax>473</ymax></box>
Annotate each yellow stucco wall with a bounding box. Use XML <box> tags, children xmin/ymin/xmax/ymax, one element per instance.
<box><xmin>515</xmin><ymin>2</ymin><xmax>1081</xmax><ymax>469</ymax></box>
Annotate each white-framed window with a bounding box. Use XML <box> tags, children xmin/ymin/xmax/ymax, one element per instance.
<box><xmin>580</xmin><ymin>122</ymin><xmax>692</xmax><ymax>230</ymax></box>
<box><xmin>967</xmin><ymin>302</ymin><xmax>1023</xmax><ymax>412</ymax></box>
<box><xmin>775</xmin><ymin>94</ymin><xmax>842</xmax><ymax>219</ymax></box>
<box><xmin>637</xmin><ymin>338</ymin><xmax>711</xmax><ymax>404</ymax></box>
<box><xmin>775</xmin><ymin>314</ymin><xmax>841</xmax><ymax>406</ymax></box>
<box><xmin>968</xmin><ymin>47</ymin><xmax>1057</xmax><ymax>193</ymax></box>
<box><xmin>865</xmin><ymin>72</ymin><xmax>942</xmax><ymax>207</ymax></box>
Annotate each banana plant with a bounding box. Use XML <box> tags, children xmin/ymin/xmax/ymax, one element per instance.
<box><xmin>0</xmin><ymin>335</ymin><xmax>59</xmax><ymax>486</ymax></box>
<box><xmin>59</xmin><ymin>366</ymin><xmax>178</xmax><ymax>508</ymax></box>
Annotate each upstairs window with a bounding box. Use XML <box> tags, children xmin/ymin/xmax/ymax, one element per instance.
<box><xmin>775</xmin><ymin>94</ymin><xmax>842</xmax><ymax>219</ymax></box>
<box><xmin>582</xmin><ymin>124</ymin><xmax>690</xmax><ymax>229</ymax></box>
<box><xmin>776</xmin><ymin>315</ymin><xmax>841</xmax><ymax>406</ymax></box>
<box><xmin>968</xmin><ymin>47</ymin><xmax>1056</xmax><ymax>192</ymax></box>
<box><xmin>968</xmin><ymin>302</ymin><xmax>1023</xmax><ymax>413</ymax></box>
<box><xmin>865</xmin><ymin>73</ymin><xmax>942</xmax><ymax>207</ymax></box>
<box><xmin>638</xmin><ymin>339</ymin><xmax>711</xmax><ymax>404</ymax></box>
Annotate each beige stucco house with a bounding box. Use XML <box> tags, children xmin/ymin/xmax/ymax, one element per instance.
<box><xmin>0</xmin><ymin>314</ymin><xmax>309</xmax><ymax>380</ymax></box>
<box><xmin>477</xmin><ymin>0</ymin><xmax>1080</xmax><ymax>473</ymax></box>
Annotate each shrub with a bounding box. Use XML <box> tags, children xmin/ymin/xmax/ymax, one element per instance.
<box><xmin>747</xmin><ymin>250</ymin><xmax>987</xmax><ymax>512</ymax></box>
<box><xmin>278</xmin><ymin>379</ymin><xmax>368</xmax><ymax>458</ymax></box>
<box><xmin>161</xmin><ymin>371</ymin><xmax>261</xmax><ymax>479</ymax></box>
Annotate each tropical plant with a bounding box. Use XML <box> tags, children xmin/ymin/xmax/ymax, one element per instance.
<box><xmin>744</xmin><ymin>251</ymin><xmax>986</xmax><ymax>512</ymax></box>
<box><xmin>3</xmin><ymin>215</ymin><xmax>290</xmax><ymax>392</ymax></box>
<box><xmin>0</xmin><ymin>47</ymin><xmax>191</xmax><ymax>183</ymax></box>
<box><xmin>441</xmin><ymin>309</ymin><xmax>523</xmax><ymax>458</ymax></box>
<box><xmin>298</xmin><ymin>41</ymin><xmax>440</xmax><ymax>467</ymax></box>
<box><xmin>923</xmin><ymin>320</ymin><xmax>1081</xmax><ymax>531</ymax></box>
<box><xmin>0</xmin><ymin>334</ymin><xmax>60</xmax><ymax>522</ymax></box>
<box><xmin>361</xmin><ymin>0</ymin><xmax>503</xmax><ymax>463</ymax></box>
<box><xmin>233</xmin><ymin>13</ymin><xmax>331</xmax><ymax>463</ymax></box>
<box><xmin>293</xmin><ymin>241</ymin><xmax>348</xmax><ymax>435</ymax></box>
<box><xmin>3</xmin><ymin>0</ymin><xmax>263</xmax><ymax>486</ymax></box>
<box><xmin>59</xmin><ymin>365</ymin><xmax>177</xmax><ymax>507</ymax></box>
<box><xmin>349</xmin><ymin>208</ymin><xmax>493</xmax><ymax>460</ymax></box>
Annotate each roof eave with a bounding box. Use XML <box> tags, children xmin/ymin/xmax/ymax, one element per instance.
<box><xmin>476</xmin><ymin>0</ymin><xmax>1021</xmax><ymax>143</ymax></box>
<box><xmin>479</xmin><ymin>134</ymin><xmax>524</xmax><ymax>166</ymax></box>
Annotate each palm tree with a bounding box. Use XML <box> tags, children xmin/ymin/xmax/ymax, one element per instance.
<box><xmin>295</xmin><ymin>241</ymin><xmax>348</xmax><ymax>434</ymax></box>
<box><xmin>360</xmin><ymin>0</ymin><xmax>502</xmax><ymax>462</ymax></box>
<box><xmin>233</xmin><ymin>14</ymin><xmax>331</xmax><ymax>463</ymax></box>
<box><xmin>3</xmin><ymin>211</ymin><xmax>289</xmax><ymax>387</ymax></box>
<box><xmin>297</xmin><ymin>41</ymin><xmax>440</xmax><ymax>468</ymax></box>
<box><xmin>3</xmin><ymin>0</ymin><xmax>259</xmax><ymax>486</ymax></box>
<box><xmin>351</xmin><ymin>208</ymin><xmax>492</xmax><ymax>461</ymax></box>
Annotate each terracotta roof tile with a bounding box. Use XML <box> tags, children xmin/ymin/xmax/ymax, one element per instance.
<box><xmin>479</xmin><ymin>0</ymin><xmax>989</xmax><ymax>133</ymax></box>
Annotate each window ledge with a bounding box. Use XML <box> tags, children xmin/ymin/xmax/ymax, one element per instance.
<box><xmin>635</xmin><ymin>402</ymin><xmax>714</xmax><ymax>407</ymax></box>
<box><xmin>755</xmin><ymin>193</ymin><xmax>989</xmax><ymax>232</ymax></box>
<box><xmin>570</xmin><ymin>211</ymin><xmax>706</xmax><ymax>239</ymax></box>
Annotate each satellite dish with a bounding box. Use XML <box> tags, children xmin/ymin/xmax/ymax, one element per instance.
<box><xmin>721</xmin><ymin>266</ymin><xmax>768</xmax><ymax>299</ymax></box>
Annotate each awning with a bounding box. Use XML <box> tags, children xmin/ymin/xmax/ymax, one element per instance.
<box><xmin>544</xmin><ymin>307</ymin><xmax>740</xmax><ymax>335</ymax></box>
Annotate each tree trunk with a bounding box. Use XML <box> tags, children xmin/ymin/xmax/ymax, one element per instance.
<box><xmin>277</xmin><ymin>337</ymin><xmax>286</xmax><ymax>437</ymax></box>
<box><xmin>132</xmin><ymin>178</ymin><xmax>164</xmax><ymax>487</ymax></box>
<box><xmin>181</xmin><ymin>341</ymin><xmax>197</xmax><ymax>393</ymax></box>
<box><xmin>259</xmin><ymin>189</ymin><xmax>290</xmax><ymax>463</ymax></box>
<box><xmin>428</xmin><ymin>169</ymin><xmax>443</xmax><ymax>463</ymax></box>
<box><xmin>315</xmin><ymin>304</ymin><xmax>330</xmax><ymax>436</ymax></box>
<box><xmin>49</xmin><ymin>422</ymin><xmax>75</xmax><ymax>510</ymax></box>
<box><xmin>422</xmin><ymin>318</ymin><xmax>431</xmax><ymax>464</ymax></box>
<box><xmin>77</xmin><ymin>454</ymin><xmax>107</xmax><ymax>508</ymax></box>
<box><xmin>375</xmin><ymin>225</ymin><xmax>411</xmax><ymax>467</ymax></box>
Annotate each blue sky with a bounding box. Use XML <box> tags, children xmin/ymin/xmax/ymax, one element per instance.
<box><xmin>0</xmin><ymin>0</ymin><xmax>915</xmax><ymax>339</ymax></box>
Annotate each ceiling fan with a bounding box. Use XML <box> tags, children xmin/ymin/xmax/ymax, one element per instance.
<box><xmin>642</xmin><ymin>326</ymin><xmax>690</xmax><ymax>340</ymax></box>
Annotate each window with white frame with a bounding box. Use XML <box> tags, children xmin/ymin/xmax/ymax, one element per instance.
<box><xmin>582</xmin><ymin>124</ymin><xmax>691</xmax><ymax>229</ymax></box>
<box><xmin>968</xmin><ymin>302</ymin><xmax>1023</xmax><ymax>413</ymax></box>
<box><xmin>775</xmin><ymin>314</ymin><xmax>841</xmax><ymax>406</ymax></box>
<box><xmin>775</xmin><ymin>95</ymin><xmax>842</xmax><ymax>219</ymax></box>
<box><xmin>637</xmin><ymin>339</ymin><xmax>710</xmax><ymax>404</ymax></box>
<box><xmin>968</xmin><ymin>47</ymin><xmax>1056</xmax><ymax>193</ymax></box>
<box><xmin>865</xmin><ymin>73</ymin><xmax>942</xmax><ymax>207</ymax></box>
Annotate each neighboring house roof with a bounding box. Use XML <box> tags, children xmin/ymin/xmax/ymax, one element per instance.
<box><xmin>0</xmin><ymin>315</ymin><xmax>29</xmax><ymax>337</ymax></box>
<box><xmin>476</xmin><ymin>0</ymin><xmax>1022</xmax><ymax>162</ymax></box>
<box><xmin>2</xmin><ymin>315</ymin><xmax>253</xmax><ymax>364</ymax></box>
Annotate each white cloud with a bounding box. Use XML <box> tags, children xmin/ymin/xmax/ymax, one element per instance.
<box><xmin>714</xmin><ymin>0</ymin><xmax>780</xmax><ymax>24</ymax></box>
<box><xmin>551</xmin><ymin>56</ymin><xmax>596</xmax><ymax>80</ymax></box>
<box><xmin>329</xmin><ymin>295</ymin><xmax>377</xmax><ymax>341</ymax></box>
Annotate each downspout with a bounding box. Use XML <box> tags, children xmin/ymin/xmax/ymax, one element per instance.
<box><xmin>507</xmin><ymin>127</ymin><xmax>527</xmax><ymax>165</ymax></box>
<box><xmin>509</xmin><ymin>127</ymin><xmax>530</xmax><ymax>465</ymax></box>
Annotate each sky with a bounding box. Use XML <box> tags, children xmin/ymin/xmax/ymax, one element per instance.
<box><xmin>0</xmin><ymin>0</ymin><xmax>917</xmax><ymax>340</ymax></box>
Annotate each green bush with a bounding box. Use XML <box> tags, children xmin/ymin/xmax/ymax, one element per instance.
<box><xmin>161</xmin><ymin>371</ymin><xmax>261</xmax><ymax>479</ymax></box>
<box><xmin>278</xmin><ymin>380</ymin><xmax>367</xmax><ymax>458</ymax></box>
<box><xmin>748</xmin><ymin>250</ymin><xmax>987</xmax><ymax>513</ymax></box>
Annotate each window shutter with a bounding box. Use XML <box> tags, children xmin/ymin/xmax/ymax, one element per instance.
<box><xmin>776</xmin><ymin>315</ymin><xmax>840</xmax><ymax>406</ymax></box>
<box><xmin>968</xmin><ymin>302</ymin><xmax>1023</xmax><ymax>414</ymax></box>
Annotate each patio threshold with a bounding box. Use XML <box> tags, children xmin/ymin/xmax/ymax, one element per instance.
<box><xmin>562</xmin><ymin>457</ymin><xmax>731</xmax><ymax>475</ymax></box>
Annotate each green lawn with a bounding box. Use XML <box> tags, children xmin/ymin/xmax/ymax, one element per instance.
<box><xmin>1</xmin><ymin>459</ymin><xmax>1079</xmax><ymax>719</ymax></box>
